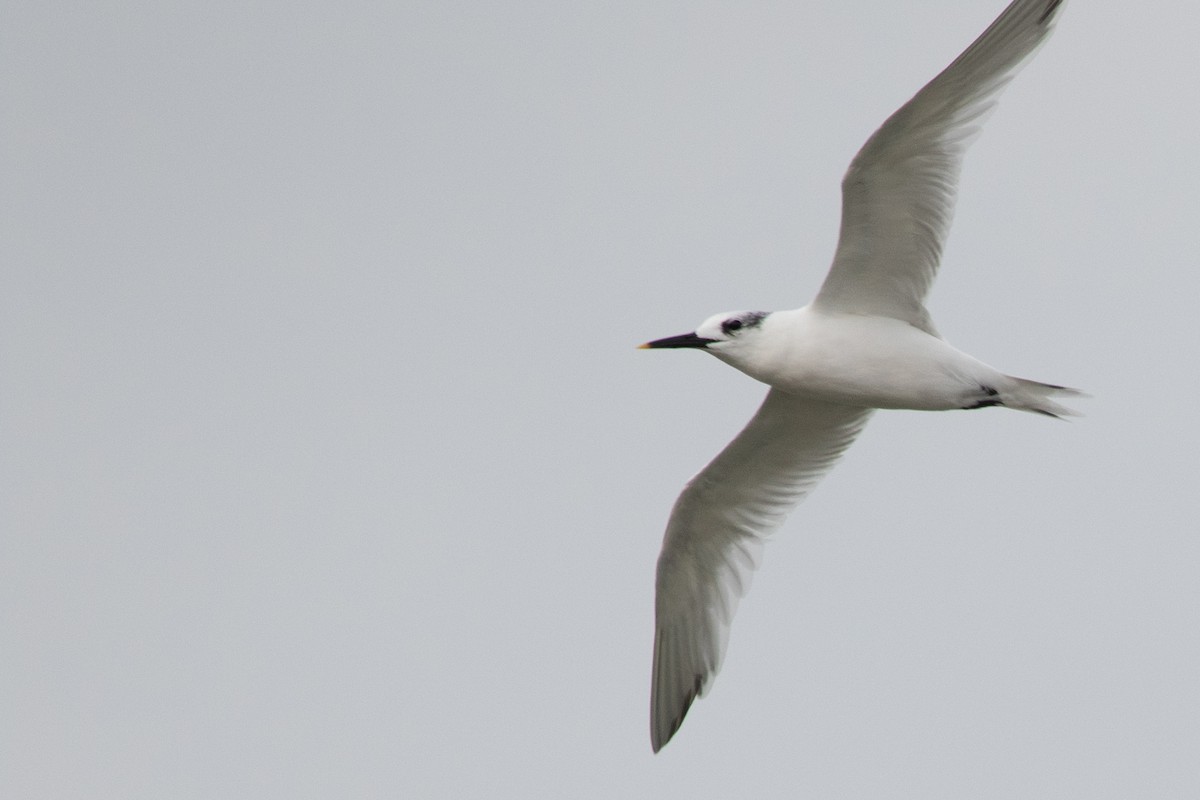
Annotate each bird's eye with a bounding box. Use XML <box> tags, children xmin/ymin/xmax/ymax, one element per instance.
<box><xmin>722</xmin><ymin>319</ymin><xmax>744</xmax><ymax>334</ymax></box>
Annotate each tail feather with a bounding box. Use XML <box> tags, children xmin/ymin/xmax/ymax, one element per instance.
<box><xmin>1003</xmin><ymin>376</ymin><xmax>1087</xmax><ymax>419</ymax></box>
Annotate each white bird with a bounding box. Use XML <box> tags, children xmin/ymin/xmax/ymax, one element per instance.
<box><xmin>641</xmin><ymin>0</ymin><xmax>1080</xmax><ymax>753</ymax></box>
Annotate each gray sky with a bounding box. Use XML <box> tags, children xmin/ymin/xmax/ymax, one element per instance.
<box><xmin>5</xmin><ymin>1</ymin><xmax>1199</xmax><ymax>797</ymax></box>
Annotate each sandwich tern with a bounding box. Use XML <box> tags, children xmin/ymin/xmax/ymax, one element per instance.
<box><xmin>641</xmin><ymin>0</ymin><xmax>1080</xmax><ymax>752</ymax></box>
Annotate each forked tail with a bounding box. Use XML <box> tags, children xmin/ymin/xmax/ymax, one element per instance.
<box><xmin>1003</xmin><ymin>376</ymin><xmax>1086</xmax><ymax>419</ymax></box>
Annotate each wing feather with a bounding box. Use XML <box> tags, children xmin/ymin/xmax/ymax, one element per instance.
<box><xmin>814</xmin><ymin>0</ymin><xmax>1065</xmax><ymax>333</ymax></box>
<box><xmin>650</xmin><ymin>390</ymin><xmax>873</xmax><ymax>751</ymax></box>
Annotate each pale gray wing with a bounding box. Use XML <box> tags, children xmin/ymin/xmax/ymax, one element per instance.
<box><xmin>813</xmin><ymin>0</ymin><xmax>1065</xmax><ymax>334</ymax></box>
<box><xmin>650</xmin><ymin>389</ymin><xmax>873</xmax><ymax>752</ymax></box>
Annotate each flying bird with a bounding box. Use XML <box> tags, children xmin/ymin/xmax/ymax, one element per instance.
<box><xmin>642</xmin><ymin>0</ymin><xmax>1079</xmax><ymax>753</ymax></box>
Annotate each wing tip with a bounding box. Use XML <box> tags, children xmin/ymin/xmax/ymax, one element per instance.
<box><xmin>650</xmin><ymin>672</ymin><xmax>702</xmax><ymax>753</ymax></box>
<box><xmin>1038</xmin><ymin>0</ymin><xmax>1065</xmax><ymax>27</ymax></box>
<box><xmin>650</xmin><ymin>624</ymin><xmax>705</xmax><ymax>752</ymax></box>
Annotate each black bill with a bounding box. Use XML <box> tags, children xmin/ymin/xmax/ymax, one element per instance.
<box><xmin>638</xmin><ymin>333</ymin><xmax>717</xmax><ymax>350</ymax></box>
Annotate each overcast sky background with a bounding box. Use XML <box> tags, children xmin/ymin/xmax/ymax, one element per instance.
<box><xmin>4</xmin><ymin>1</ymin><xmax>1199</xmax><ymax>797</ymax></box>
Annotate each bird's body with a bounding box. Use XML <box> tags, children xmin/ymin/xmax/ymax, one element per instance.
<box><xmin>711</xmin><ymin>307</ymin><xmax>1012</xmax><ymax>412</ymax></box>
<box><xmin>642</xmin><ymin>0</ymin><xmax>1081</xmax><ymax>753</ymax></box>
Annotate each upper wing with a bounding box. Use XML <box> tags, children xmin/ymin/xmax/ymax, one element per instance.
<box><xmin>813</xmin><ymin>0</ymin><xmax>1065</xmax><ymax>334</ymax></box>
<box><xmin>650</xmin><ymin>389</ymin><xmax>873</xmax><ymax>752</ymax></box>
